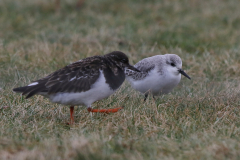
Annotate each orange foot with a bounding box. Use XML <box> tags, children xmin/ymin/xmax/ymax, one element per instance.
<box><xmin>87</xmin><ymin>106</ymin><xmax>124</xmax><ymax>114</ymax></box>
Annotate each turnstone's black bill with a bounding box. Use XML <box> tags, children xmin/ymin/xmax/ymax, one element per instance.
<box><xmin>13</xmin><ymin>51</ymin><xmax>139</xmax><ymax>124</ymax></box>
<box><xmin>125</xmin><ymin>54</ymin><xmax>191</xmax><ymax>101</ymax></box>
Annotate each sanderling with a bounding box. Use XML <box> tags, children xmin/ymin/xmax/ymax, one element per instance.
<box><xmin>125</xmin><ymin>54</ymin><xmax>191</xmax><ymax>101</ymax></box>
<box><xmin>13</xmin><ymin>51</ymin><xmax>140</xmax><ymax>124</ymax></box>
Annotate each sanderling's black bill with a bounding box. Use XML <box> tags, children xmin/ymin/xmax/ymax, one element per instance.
<box><xmin>179</xmin><ymin>69</ymin><xmax>191</xmax><ymax>80</ymax></box>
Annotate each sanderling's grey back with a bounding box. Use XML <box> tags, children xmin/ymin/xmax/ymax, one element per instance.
<box><xmin>125</xmin><ymin>54</ymin><xmax>191</xmax><ymax>101</ymax></box>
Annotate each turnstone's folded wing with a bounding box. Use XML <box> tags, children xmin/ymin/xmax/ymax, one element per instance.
<box><xmin>14</xmin><ymin>56</ymin><xmax>105</xmax><ymax>99</ymax></box>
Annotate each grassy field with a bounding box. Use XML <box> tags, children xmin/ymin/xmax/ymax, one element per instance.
<box><xmin>1</xmin><ymin>0</ymin><xmax>240</xmax><ymax>159</ymax></box>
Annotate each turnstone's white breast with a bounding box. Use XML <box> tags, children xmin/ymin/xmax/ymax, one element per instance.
<box><xmin>13</xmin><ymin>51</ymin><xmax>140</xmax><ymax>124</ymax></box>
<box><xmin>125</xmin><ymin>54</ymin><xmax>191</xmax><ymax>101</ymax></box>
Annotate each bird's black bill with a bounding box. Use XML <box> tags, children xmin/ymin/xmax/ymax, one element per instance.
<box><xmin>179</xmin><ymin>69</ymin><xmax>191</xmax><ymax>80</ymax></box>
<box><xmin>126</xmin><ymin>65</ymin><xmax>141</xmax><ymax>72</ymax></box>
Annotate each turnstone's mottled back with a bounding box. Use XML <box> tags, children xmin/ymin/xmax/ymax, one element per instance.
<box><xmin>13</xmin><ymin>51</ymin><xmax>140</xmax><ymax>124</ymax></box>
<box><xmin>126</xmin><ymin>54</ymin><xmax>191</xmax><ymax>101</ymax></box>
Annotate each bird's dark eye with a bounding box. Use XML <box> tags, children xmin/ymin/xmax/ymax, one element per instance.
<box><xmin>121</xmin><ymin>59</ymin><xmax>127</xmax><ymax>63</ymax></box>
<box><xmin>170</xmin><ymin>63</ymin><xmax>175</xmax><ymax>67</ymax></box>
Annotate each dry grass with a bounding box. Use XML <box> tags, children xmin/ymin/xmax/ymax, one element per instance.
<box><xmin>1</xmin><ymin>0</ymin><xmax>240</xmax><ymax>159</ymax></box>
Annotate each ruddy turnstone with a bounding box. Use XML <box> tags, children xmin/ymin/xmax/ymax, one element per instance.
<box><xmin>13</xmin><ymin>51</ymin><xmax>139</xmax><ymax>124</ymax></box>
<box><xmin>125</xmin><ymin>54</ymin><xmax>191</xmax><ymax>101</ymax></box>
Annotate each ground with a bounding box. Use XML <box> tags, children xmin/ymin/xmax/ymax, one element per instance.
<box><xmin>1</xmin><ymin>0</ymin><xmax>240</xmax><ymax>159</ymax></box>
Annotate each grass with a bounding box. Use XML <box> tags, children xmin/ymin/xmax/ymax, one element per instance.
<box><xmin>1</xmin><ymin>0</ymin><xmax>240</xmax><ymax>159</ymax></box>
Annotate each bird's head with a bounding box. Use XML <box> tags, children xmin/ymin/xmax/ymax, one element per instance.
<box><xmin>165</xmin><ymin>54</ymin><xmax>191</xmax><ymax>80</ymax></box>
<box><xmin>105</xmin><ymin>51</ymin><xmax>140</xmax><ymax>72</ymax></box>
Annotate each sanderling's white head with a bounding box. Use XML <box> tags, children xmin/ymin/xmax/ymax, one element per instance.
<box><xmin>164</xmin><ymin>54</ymin><xmax>191</xmax><ymax>79</ymax></box>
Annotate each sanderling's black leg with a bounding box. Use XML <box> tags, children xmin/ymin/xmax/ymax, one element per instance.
<box><xmin>144</xmin><ymin>93</ymin><xmax>148</xmax><ymax>101</ymax></box>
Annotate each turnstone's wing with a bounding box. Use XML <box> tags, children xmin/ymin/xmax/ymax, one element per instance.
<box><xmin>14</xmin><ymin>56</ymin><xmax>105</xmax><ymax>99</ymax></box>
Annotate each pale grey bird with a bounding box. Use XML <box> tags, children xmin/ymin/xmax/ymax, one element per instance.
<box><xmin>125</xmin><ymin>54</ymin><xmax>191</xmax><ymax>101</ymax></box>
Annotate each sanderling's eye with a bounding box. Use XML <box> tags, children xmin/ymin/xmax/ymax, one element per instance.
<box><xmin>170</xmin><ymin>63</ymin><xmax>175</xmax><ymax>67</ymax></box>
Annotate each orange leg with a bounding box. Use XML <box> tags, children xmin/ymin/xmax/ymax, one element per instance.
<box><xmin>70</xmin><ymin>106</ymin><xmax>74</xmax><ymax>124</ymax></box>
<box><xmin>87</xmin><ymin>106</ymin><xmax>124</xmax><ymax>114</ymax></box>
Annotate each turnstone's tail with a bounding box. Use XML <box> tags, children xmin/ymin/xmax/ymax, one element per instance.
<box><xmin>13</xmin><ymin>82</ymin><xmax>47</xmax><ymax>99</ymax></box>
<box><xmin>12</xmin><ymin>86</ymin><xmax>28</xmax><ymax>93</ymax></box>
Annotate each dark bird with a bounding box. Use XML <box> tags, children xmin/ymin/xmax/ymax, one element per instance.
<box><xmin>13</xmin><ymin>51</ymin><xmax>139</xmax><ymax>124</ymax></box>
